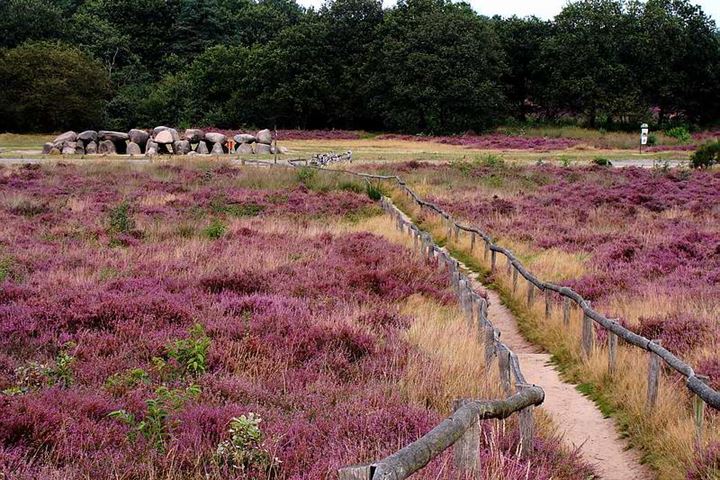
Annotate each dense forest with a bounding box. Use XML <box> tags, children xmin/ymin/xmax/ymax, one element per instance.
<box><xmin>0</xmin><ymin>0</ymin><xmax>718</xmax><ymax>133</ymax></box>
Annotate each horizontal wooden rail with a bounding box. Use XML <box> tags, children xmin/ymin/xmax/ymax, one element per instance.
<box><xmin>339</xmin><ymin>387</ymin><xmax>544</xmax><ymax>480</ymax></box>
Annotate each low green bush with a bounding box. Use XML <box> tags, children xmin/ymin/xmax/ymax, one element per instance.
<box><xmin>690</xmin><ymin>141</ymin><xmax>720</xmax><ymax>169</ymax></box>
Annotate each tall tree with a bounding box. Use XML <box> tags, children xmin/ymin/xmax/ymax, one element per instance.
<box><xmin>366</xmin><ymin>0</ymin><xmax>507</xmax><ymax>133</ymax></box>
<box><xmin>537</xmin><ymin>0</ymin><xmax>641</xmax><ymax>127</ymax></box>
<box><xmin>634</xmin><ymin>0</ymin><xmax>720</xmax><ymax>124</ymax></box>
<box><xmin>0</xmin><ymin>42</ymin><xmax>109</xmax><ymax>132</ymax></box>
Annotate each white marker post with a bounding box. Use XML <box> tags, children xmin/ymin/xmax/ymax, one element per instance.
<box><xmin>640</xmin><ymin>123</ymin><xmax>649</xmax><ymax>153</ymax></box>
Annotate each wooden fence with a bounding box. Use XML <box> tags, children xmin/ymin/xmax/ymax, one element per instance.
<box><xmin>337</xmin><ymin>197</ymin><xmax>544</xmax><ymax>480</ymax></box>
<box><xmin>247</xmin><ymin>158</ymin><xmax>718</xmax><ymax>476</ymax></box>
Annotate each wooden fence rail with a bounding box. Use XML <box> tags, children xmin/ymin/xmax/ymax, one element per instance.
<box><xmin>338</xmin><ymin>387</ymin><xmax>544</xmax><ymax>480</ymax></box>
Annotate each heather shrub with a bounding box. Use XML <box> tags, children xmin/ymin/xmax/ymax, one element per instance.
<box><xmin>687</xmin><ymin>442</ymin><xmax>720</xmax><ymax>480</ymax></box>
<box><xmin>201</xmin><ymin>270</ymin><xmax>270</xmax><ymax>295</ymax></box>
<box><xmin>634</xmin><ymin>314</ymin><xmax>715</xmax><ymax>355</ymax></box>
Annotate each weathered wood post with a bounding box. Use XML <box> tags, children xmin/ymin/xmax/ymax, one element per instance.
<box><xmin>517</xmin><ymin>384</ymin><xmax>535</xmax><ymax>457</ymax></box>
<box><xmin>491</xmin><ymin>249</ymin><xmax>497</xmax><ymax>273</ymax></box>
<box><xmin>484</xmin><ymin>327</ymin><xmax>498</xmax><ymax>365</ymax></box>
<box><xmin>452</xmin><ymin>399</ymin><xmax>480</xmax><ymax>478</ymax></box>
<box><xmin>544</xmin><ymin>289</ymin><xmax>552</xmax><ymax>319</ymax></box>
<box><xmin>498</xmin><ymin>347</ymin><xmax>512</xmax><ymax>397</ymax></box>
<box><xmin>646</xmin><ymin>341</ymin><xmax>661</xmax><ymax>411</ymax></box>
<box><xmin>608</xmin><ymin>331</ymin><xmax>618</xmax><ymax>375</ymax></box>
<box><xmin>512</xmin><ymin>266</ymin><xmax>518</xmax><ymax>293</ymax></box>
<box><xmin>581</xmin><ymin>312</ymin><xmax>594</xmax><ymax>358</ymax></box>
<box><xmin>526</xmin><ymin>281</ymin><xmax>535</xmax><ymax>307</ymax></box>
<box><xmin>484</xmin><ymin>240</ymin><xmax>489</xmax><ymax>261</ymax></box>
<box><xmin>454</xmin><ymin>224</ymin><xmax>460</xmax><ymax>242</ymax></box>
<box><xmin>470</xmin><ymin>232</ymin><xmax>476</xmax><ymax>252</ymax></box>
<box><xmin>338</xmin><ymin>465</ymin><xmax>373</xmax><ymax>480</ymax></box>
<box><xmin>563</xmin><ymin>297</ymin><xmax>571</xmax><ymax>327</ymax></box>
<box><xmin>694</xmin><ymin>375</ymin><xmax>709</xmax><ymax>449</ymax></box>
<box><xmin>506</xmin><ymin>255</ymin><xmax>512</xmax><ymax>277</ymax></box>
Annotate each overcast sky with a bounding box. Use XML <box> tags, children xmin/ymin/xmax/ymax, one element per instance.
<box><xmin>296</xmin><ymin>0</ymin><xmax>720</xmax><ymax>22</ymax></box>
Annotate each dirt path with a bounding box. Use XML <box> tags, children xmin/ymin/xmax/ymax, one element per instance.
<box><xmin>480</xmin><ymin>283</ymin><xmax>653</xmax><ymax>480</ymax></box>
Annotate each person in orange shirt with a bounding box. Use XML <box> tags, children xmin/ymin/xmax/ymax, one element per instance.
<box><xmin>226</xmin><ymin>138</ymin><xmax>236</xmax><ymax>154</ymax></box>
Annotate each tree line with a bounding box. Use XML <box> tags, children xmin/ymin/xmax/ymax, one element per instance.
<box><xmin>1</xmin><ymin>0</ymin><xmax>718</xmax><ymax>134</ymax></box>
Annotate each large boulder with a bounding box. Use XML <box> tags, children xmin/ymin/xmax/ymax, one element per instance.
<box><xmin>146</xmin><ymin>144</ymin><xmax>158</xmax><ymax>157</ymax></box>
<box><xmin>153</xmin><ymin>126</ymin><xmax>179</xmax><ymax>142</ymax></box>
<box><xmin>210</xmin><ymin>142</ymin><xmax>224</xmax><ymax>155</ymax></box>
<box><xmin>256</xmin><ymin>129</ymin><xmax>272</xmax><ymax>145</ymax></box>
<box><xmin>49</xmin><ymin>147</ymin><xmax>62</xmax><ymax>155</ymax></box>
<box><xmin>75</xmin><ymin>145</ymin><xmax>85</xmax><ymax>155</ymax></box>
<box><xmin>127</xmin><ymin>142</ymin><xmax>142</xmax><ymax>156</ymax></box>
<box><xmin>98</xmin><ymin>140</ymin><xmax>116</xmax><ymax>155</ymax></box>
<box><xmin>205</xmin><ymin>132</ymin><xmax>227</xmax><ymax>145</ymax></box>
<box><xmin>54</xmin><ymin>131</ymin><xmax>77</xmax><ymax>144</ymax></box>
<box><xmin>234</xmin><ymin>134</ymin><xmax>256</xmax><ymax>144</ymax></box>
<box><xmin>237</xmin><ymin>143</ymin><xmax>253</xmax><ymax>154</ymax></box>
<box><xmin>145</xmin><ymin>139</ymin><xmax>158</xmax><ymax>152</ymax></box>
<box><xmin>174</xmin><ymin>140</ymin><xmax>191</xmax><ymax>155</ymax></box>
<box><xmin>196</xmin><ymin>141</ymin><xmax>209</xmax><ymax>154</ymax></box>
<box><xmin>184</xmin><ymin>129</ymin><xmax>205</xmax><ymax>143</ymax></box>
<box><xmin>78</xmin><ymin>130</ymin><xmax>98</xmax><ymax>142</ymax></box>
<box><xmin>98</xmin><ymin>130</ymin><xmax>129</xmax><ymax>143</ymax></box>
<box><xmin>128</xmin><ymin>129</ymin><xmax>149</xmax><ymax>147</ymax></box>
<box><xmin>61</xmin><ymin>142</ymin><xmax>77</xmax><ymax>155</ymax></box>
<box><xmin>85</xmin><ymin>141</ymin><xmax>97</xmax><ymax>154</ymax></box>
<box><xmin>255</xmin><ymin>142</ymin><xmax>271</xmax><ymax>154</ymax></box>
<box><xmin>42</xmin><ymin>142</ymin><xmax>54</xmax><ymax>154</ymax></box>
<box><xmin>154</xmin><ymin>130</ymin><xmax>175</xmax><ymax>144</ymax></box>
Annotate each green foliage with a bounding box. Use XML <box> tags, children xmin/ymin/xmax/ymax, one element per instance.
<box><xmin>212</xmin><ymin>198</ymin><xmax>266</xmax><ymax>217</ymax></box>
<box><xmin>592</xmin><ymin>157</ymin><xmax>613</xmax><ymax>167</ymax></box>
<box><xmin>202</xmin><ymin>219</ymin><xmax>227</xmax><ymax>240</ymax></box>
<box><xmin>365</xmin><ymin>182</ymin><xmax>383</xmax><ymax>201</ymax></box>
<box><xmin>104</xmin><ymin>368</ymin><xmax>150</xmax><ymax>394</ymax></box>
<box><xmin>0</xmin><ymin>257</ymin><xmax>14</xmax><ymax>282</ymax></box>
<box><xmin>296</xmin><ymin>167</ymin><xmax>317</xmax><ymax>187</ymax></box>
<box><xmin>109</xmin><ymin>384</ymin><xmax>201</xmax><ymax>451</ymax></box>
<box><xmin>48</xmin><ymin>345</ymin><xmax>76</xmax><ymax>387</ymax></box>
<box><xmin>216</xmin><ymin>413</ymin><xmax>279</xmax><ymax>475</ymax></box>
<box><xmin>690</xmin><ymin>141</ymin><xmax>720</xmax><ymax>169</ymax></box>
<box><xmin>108</xmin><ymin>201</ymin><xmax>135</xmax><ymax>234</ymax></box>
<box><xmin>665</xmin><ymin>126</ymin><xmax>692</xmax><ymax>143</ymax></box>
<box><xmin>0</xmin><ymin>41</ymin><xmax>108</xmax><ymax>132</ymax></box>
<box><xmin>647</xmin><ymin>133</ymin><xmax>657</xmax><ymax>146</ymax></box>
<box><xmin>166</xmin><ymin>324</ymin><xmax>211</xmax><ymax>376</ymax></box>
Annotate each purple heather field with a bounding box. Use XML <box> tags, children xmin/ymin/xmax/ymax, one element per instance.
<box><xmin>0</xmin><ymin>163</ymin><xmax>593</xmax><ymax>479</ymax></box>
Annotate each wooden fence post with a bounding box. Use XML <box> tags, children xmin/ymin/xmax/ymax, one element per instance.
<box><xmin>512</xmin><ymin>266</ymin><xmax>518</xmax><ymax>293</ymax></box>
<box><xmin>544</xmin><ymin>289</ymin><xmax>551</xmax><ymax>319</ymax></box>
<box><xmin>694</xmin><ymin>375</ymin><xmax>709</xmax><ymax>449</ymax></box>
<box><xmin>526</xmin><ymin>282</ymin><xmax>535</xmax><ymax>307</ymax></box>
<box><xmin>562</xmin><ymin>297</ymin><xmax>571</xmax><ymax>327</ymax></box>
<box><xmin>646</xmin><ymin>341</ymin><xmax>661</xmax><ymax>411</ymax></box>
<box><xmin>608</xmin><ymin>331</ymin><xmax>618</xmax><ymax>375</ymax></box>
<box><xmin>337</xmin><ymin>465</ymin><xmax>373</xmax><ymax>480</ymax></box>
<box><xmin>452</xmin><ymin>399</ymin><xmax>480</xmax><ymax>478</ymax></box>
<box><xmin>470</xmin><ymin>232</ymin><xmax>476</xmax><ymax>252</ymax></box>
<box><xmin>498</xmin><ymin>347</ymin><xmax>512</xmax><ymax>396</ymax></box>
<box><xmin>484</xmin><ymin>241</ymin><xmax>489</xmax><ymax>261</ymax></box>
<box><xmin>454</xmin><ymin>224</ymin><xmax>460</xmax><ymax>242</ymax></box>
<box><xmin>506</xmin><ymin>255</ymin><xmax>512</xmax><ymax>276</ymax></box>
<box><xmin>517</xmin><ymin>385</ymin><xmax>535</xmax><ymax>458</ymax></box>
<box><xmin>581</xmin><ymin>312</ymin><xmax>594</xmax><ymax>358</ymax></box>
<box><xmin>491</xmin><ymin>250</ymin><xmax>497</xmax><ymax>273</ymax></box>
<box><xmin>484</xmin><ymin>327</ymin><xmax>498</xmax><ymax>365</ymax></box>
